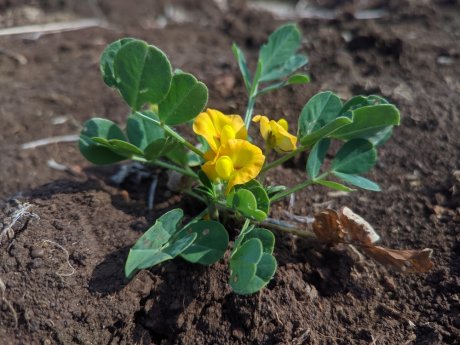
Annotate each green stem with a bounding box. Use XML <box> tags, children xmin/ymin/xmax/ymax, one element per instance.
<box><xmin>270</xmin><ymin>172</ymin><xmax>329</xmax><ymax>202</ymax></box>
<box><xmin>132</xmin><ymin>156</ymin><xmax>197</xmax><ymax>178</ymax></box>
<box><xmin>188</xmin><ymin>208</ymin><xmax>209</xmax><ymax>225</ymax></box>
<box><xmin>259</xmin><ymin>218</ymin><xmax>316</xmax><ymax>239</ymax></box>
<box><xmin>243</xmin><ymin>61</ymin><xmax>262</xmax><ymax>130</ymax></box>
<box><xmin>244</xmin><ymin>95</ymin><xmax>256</xmax><ymax>130</ymax></box>
<box><xmin>185</xmin><ymin>190</ymin><xmax>206</xmax><ymax>203</ymax></box>
<box><xmin>134</xmin><ymin>111</ymin><xmax>205</xmax><ymax>158</ymax></box>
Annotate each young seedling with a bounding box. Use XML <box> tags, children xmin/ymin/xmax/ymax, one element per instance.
<box><xmin>79</xmin><ymin>24</ymin><xmax>433</xmax><ymax>295</ymax></box>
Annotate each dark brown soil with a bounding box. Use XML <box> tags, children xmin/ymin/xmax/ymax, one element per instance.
<box><xmin>1</xmin><ymin>0</ymin><xmax>459</xmax><ymax>344</ymax></box>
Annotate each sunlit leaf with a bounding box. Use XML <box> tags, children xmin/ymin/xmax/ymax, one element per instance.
<box><xmin>127</xmin><ymin>111</ymin><xmax>164</xmax><ymax>150</ymax></box>
<box><xmin>100</xmin><ymin>38</ymin><xmax>136</xmax><ymax>87</ymax></box>
<box><xmin>314</xmin><ymin>179</ymin><xmax>355</xmax><ymax>192</ymax></box>
<box><xmin>259</xmin><ymin>54</ymin><xmax>308</xmax><ymax>82</ymax></box>
<box><xmin>125</xmin><ymin>209</ymin><xmax>197</xmax><ymax>278</ymax></box>
<box><xmin>158</xmin><ymin>72</ymin><xmax>208</xmax><ymax>125</ymax></box>
<box><xmin>232</xmin><ymin>43</ymin><xmax>252</xmax><ymax>91</ymax></box>
<box><xmin>180</xmin><ymin>220</ymin><xmax>229</xmax><ymax>265</ymax></box>
<box><xmin>331</xmin><ymin>104</ymin><xmax>400</xmax><ymax>141</ymax></box>
<box><xmin>230</xmin><ymin>238</ymin><xmax>277</xmax><ymax>295</ymax></box>
<box><xmin>298</xmin><ymin>91</ymin><xmax>343</xmax><ymax>138</ymax></box>
<box><xmin>114</xmin><ymin>40</ymin><xmax>172</xmax><ymax>110</ymax></box>
<box><xmin>332</xmin><ymin>172</ymin><xmax>381</xmax><ymax>191</ymax></box>
<box><xmin>287</xmin><ymin>74</ymin><xmax>310</xmax><ymax>84</ymax></box>
<box><xmin>243</xmin><ymin>228</ymin><xmax>275</xmax><ymax>254</ymax></box>
<box><xmin>259</xmin><ymin>23</ymin><xmax>302</xmax><ymax>78</ymax></box>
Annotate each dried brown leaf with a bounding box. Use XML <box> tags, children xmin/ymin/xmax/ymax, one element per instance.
<box><xmin>339</xmin><ymin>207</ymin><xmax>380</xmax><ymax>245</ymax></box>
<box><xmin>362</xmin><ymin>246</ymin><xmax>434</xmax><ymax>273</ymax></box>
<box><xmin>313</xmin><ymin>207</ymin><xmax>434</xmax><ymax>273</ymax></box>
<box><xmin>312</xmin><ymin>209</ymin><xmax>347</xmax><ymax>244</ymax></box>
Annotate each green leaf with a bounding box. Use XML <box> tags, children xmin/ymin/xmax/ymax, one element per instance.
<box><xmin>113</xmin><ymin>40</ymin><xmax>172</xmax><ymax>110</ymax></box>
<box><xmin>236</xmin><ymin>179</ymin><xmax>270</xmax><ymax>214</ymax></box>
<box><xmin>287</xmin><ymin>74</ymin><xmax>310</xmax><ymax>85</ymax></box>
<box><xmin>165</xmin><ymin>144</ymin><xmax>189</xmax><ymax>166</ymax></box>
<box><xmin>266</xmin><ymin>185</ymin><xmax>287</xmax><ymax>198</ymax></box>
<box><xmin>230</xmin><ymin>238</ymin><xmax>277</xmax><ymax>295</ymax></box>
<box><xmin>198</xmin><ymin>170</ymin><xmax>213</xmax><ymax>190</ymax></box>
<box><xmin>332</xmin><ymin>172</ymin><xmax>381</xmax><ymax>191</ymax></box>
<box><xmin>307</xmin><ymin>138</ymin><xmax>330</xmax><ymax>179</ymax></box>
<box><xmin>127</xmin><ymin>111</ymin><xmax>164</xmax><ymax>150</ymax></box>
<box><xmin>367</xmin><ymin>126</ymin><xmax>393</xmax><ymax>147</ymax></box>
<box><xmin>231</xmin><ymin>238</ymin><xmax>263</xmax><ymax>264</ymax></box>
<box><xmin>243</xmin><ymin>228</ymin><xmax>275</xmax><ymax>254</ymax></box>
<box><xmin>124</xmin><ymin>209</ymin><xmax>197</xmax><ymax>278</ymax></box>
<box><xmin>90</xmin><ymin>137</ymin><xmax>144</xmax><ymax>157</ymax></box>
<box><xmin>259</xmin><ymin>54</ymin><xmax>308</xmax><ymax>82</ymax></box>
<box><xmin>340</xmin><ymin>95</ymin><xmax>389</xmax><ymax>117</ymax></box>
<box><xmin>228</xmin><ymin>180</ymin><xmax>270</xmax><ymax>221</ymax></box>
<box><xmin>186</xmin><ymin>150</ymin><xmax>202</xmax><ymax>167</ymax></box>
<box><xmin>255</xmin><ymin>253</ymin><xmax>277</xmax><ymax>281</ymax></box>
<box><xmin>314</xmin><ymin>179</ymin><xmax>355</xmax><ymax>192</ymax></box>
<box><xmin>232</xmin><ymin>223</ymin><xmax>254</xmax><ymax>256</ymax></box>
<box><xmin>100</xmin><ymin>38</ymin><xmax>136</xmax><ymax>87</ymax></box>
<box><xmin>259</xmin><ymin>23</ymin><xmax>302</xmax><ymax>78</ymax></box>
<box><xmin>331</xmin><ymin>139</ymin><xmax>377</xmax><ymax>174</ymax></box>
<box><xmin>232</xmin><ymin>189</ymin><xmax>267</xmax><ymax>221</ymax></box>
<box><xmin>298</xmin><ymin>91</ymin><xmax>343</xmax><ymax>138</ymax></box>
<box><xmin>180</xmin><ymin>221</ymin><xmax>229</xmax><ymax>265</ymax></box>
<box><xmin>144</xmin><ymin>137</ymin><xmax>178</xmax><ymax>161</ymax></box>
<box><xmin>110</xmin><ymin>139</ymin><xmax>144</xmax><ymax>156</ymax></box>
<box><xmin>158</xmin><ymin>72</ymin><xmax>208</xmax><ymax>125</ymax></box>
<box><xmin>300</xmin><ymin>116</ymin><xmax>352</xmax><ymax>146</ymax></box>
<box><xmin>331</xmin><ymin>104</ymin><xmax>400</xmax><ymax>141</ymax></box>
<box><xmin>79</xmin><ymin>118</ymin><xmax>126</xmax><ymax>165</ymax></box>
<box><xmin>232</xmin><ymin>43</ymin><xmax>251</xmax><ymax>91</ymax></box>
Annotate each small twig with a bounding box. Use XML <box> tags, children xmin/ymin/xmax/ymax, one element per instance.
<box><xmin>282</xmin><ymin>210</ymin><xmax>315</xmax><ymax>224</ymax></box>
<box><xmin>147</xmin><ymin>176</ymin><xmax>159</xmax><ymax>210</ymax></box>
<box><xmin>0</xmin><ymin>18</ymin><xmax>107</xmax><ymax>38</ymax></box>
<box><xmin>20</xmin><ymin>134</ymin><xmax>79</xmax><ymax>149</ymax></box>
<box><xmin>0</xmin><ymin>46</ymin><xmax>27</xmax><ymax>64</ymax></box>
<box><xmin>41</xmin><ymin>240</ymin><xmax>76</xmax><ymax>277</ymax></box>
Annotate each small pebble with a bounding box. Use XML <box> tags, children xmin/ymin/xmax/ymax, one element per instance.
<box><xmin>30</xmin><ymin>247</ymin><xmax>45</xmax><ymax>259</ymax></box>
<box><xmin>31</xmin><ymin>258</ymin><xmax>43</xmax><ymax>269</ymax></box>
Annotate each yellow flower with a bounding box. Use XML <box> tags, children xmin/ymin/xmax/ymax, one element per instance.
<box><xmin>253</xmin><ymin>115</ymin><xmax>297</xmax><ymax>153</ymax></box>
<box><xmin>193</xmin><ymin>108</ymin><xmax>247</xmax><ymax>153</ymax></box>
<box><xmin>202</xmin><ymin>139</ymin><xmax>265</xmax><ymax>194</ymax></box>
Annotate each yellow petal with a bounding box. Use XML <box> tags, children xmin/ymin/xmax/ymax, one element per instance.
<box><xmin>220</xmin><ymin>125</ymin><xmax>236</xmax><ymax>145</ymax></box>
<box><xmin>202</xmin><ymin>160</ymin><xmax>219</xmax><ymax>181</ymax></box>
<box><xmin>253</xmin><ymin>115</ymin><xmax>270</xmax><ymax>141</ymax></box>
<box><xmin>218</xmin><ymin>139</ymin><xmax>265</xmax><ymax>194</ymax></box>
<box><xmin>193</xmin><ymin>110</ymin><xmax>220</xmax><ymax>152</ymax></box>
<box><xmin>277</xmin><ymin>118</ymin><xmax>289</xmax><ymax>131</ymax></box>
<box><xmin>193</xmin><ymin>108</ymin><xmax>246</xmax><ymax>152</ymax></box>
<box><xmin>215</xmin><ymin>155</ymin><xmax>234</xmax><ymax>180</ymax></box>
<box><xmin>272</xmin><ymin>122</ymin><xmax>297</xmax><ymax>152</ymax></box>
